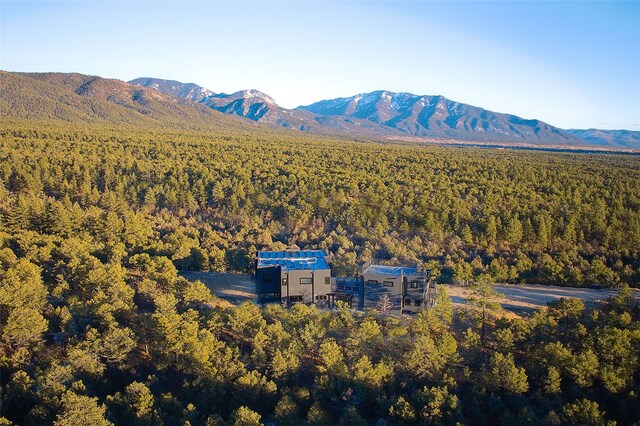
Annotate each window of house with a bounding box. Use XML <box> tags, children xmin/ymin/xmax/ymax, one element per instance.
<box><xmin>367</xmin><ymin>280</ymin><xmax>379</xmax><ymax>285</ymax></box>
<box><xmin>300</xmin><ymin>277</ymin><xmax>312</xmax><ymax>285</ymax></box>
<box><xmin>282</xmin><ymin>278</ymin><xmax>288</xmax><ymax>286</ymax></box>
<box><xmin>325</xmin><ymin>277</ymin><xmax>330</xmax><ymax>285</ymax></box>
<box><xmin>383</xmin><ymin>281</ymin><xmax>394</xmax><ymax>287</ymax></box>
<box><xmin>404</xmin><ymin>298</ymin><xmax>411</xmax><ymax>306</ymax></box>
<box><xmin>410</xmin><ymin>281</ymin><xmax>419</xmax><ymax>289</ymax></box>
<box><xmin>414</xmin><ymin>299</ymin><xmax>422</xmax><ymax>307</ymax></box>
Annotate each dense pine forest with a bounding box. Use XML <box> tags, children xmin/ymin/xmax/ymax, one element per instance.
<box><xmin>0</xmin><ymin>120</ymin><xmax>639</xmax><ymax>425</ymax></box>
<box><xmin>1</xmin><ymin>121</ymin><xmax>639</xmax><ymax>285</ymax></box>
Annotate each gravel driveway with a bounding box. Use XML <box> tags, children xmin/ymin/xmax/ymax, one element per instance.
<box><xmin>180</xmin><ymin>272</ymin><xmax>255</xmax><ymax>304</ymax></box>
<box><xmin>444</xmin><ymin>283</ymin><xmax>629</xmax><ymax>313</ymax></box>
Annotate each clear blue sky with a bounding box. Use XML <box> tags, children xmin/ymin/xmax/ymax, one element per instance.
<box><xmin>1</xmin><ymin>1</ymin><xmax>639</xmax><ymax>130</ymax></box>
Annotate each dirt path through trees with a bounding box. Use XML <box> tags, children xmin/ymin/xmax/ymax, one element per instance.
<box><xmin>445</xmin><ymin>283</ymin><xmax>630</xmax><ymax>313</ymax></box>
<box><xmin>181</xmin><ymin>272</ymin><xmax>255</xmax><ymax>304</ymax></box>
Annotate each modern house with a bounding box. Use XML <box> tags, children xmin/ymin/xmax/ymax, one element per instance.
<box><xmin>255</xmin><ymin>249</ymin><xmax>333</xmax><ymax>305</ymax></box>
<box><xmin>361</xmin><ymin>261</ymin><xmax>435</xmax><ymax>313</ymax></box>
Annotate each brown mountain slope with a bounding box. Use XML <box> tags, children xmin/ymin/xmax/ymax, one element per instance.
<box><xmin>0</xmin><ymin>71</ymin><xmax>253</xmax><ymax>131</ymax></box>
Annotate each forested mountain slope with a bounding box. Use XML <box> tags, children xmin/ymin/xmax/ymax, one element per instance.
<box><xmin>0</xmin><ymin>71</ymin><xmax>254</xmax><ymax>132</ymax></box>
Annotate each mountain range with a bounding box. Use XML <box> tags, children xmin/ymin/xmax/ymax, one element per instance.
<box><xmin>130</xmin><ymin>78</ymin><xmax>639</xmax><ymax>149</ymax></box>
<box><xmin>565</xmin><ymin>129</ymin><xmax>640</xmax><ymax>149</ymax></box>
<box><xmin>129</xmin><ymin>78</ymin><xmax>408</xmax><ymax>137</ymax></box>
<box><xmin>130</xmin><ymin>77</ymin><xmax>580</xmax><ymax>145</ymax></box>
<box><xmin>1</xmin><ymin>71</ymin><xmax>637</xmax><ymax>149</ymax></box>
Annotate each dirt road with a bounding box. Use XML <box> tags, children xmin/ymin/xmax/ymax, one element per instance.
<box><xmin>444</xmin><ymin>283</ymin><xmax>624</xmax><ymax>313</ymax></box>
<box><xmin>180</xmin><ymin>272</ymin><xmax>255</xmax><ymax>304</ymax></box>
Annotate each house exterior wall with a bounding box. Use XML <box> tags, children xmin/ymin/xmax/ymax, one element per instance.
<box><xmin>363</xmin><ymin>273</ymin><xmax>403</xmax><ymax>294</ymax></box>
<box><xmin>363</xmin><ymin>272</ymin><xmax>404</xmax><ymax>309</ymax></box>
<box><xmin>313</xmin><ymin>269</ymin><xmax>333</xmax><ymax>300</ymax></box>
<box><xmin>282</xmin><ymin>269</ymin><xmax>332</xmax><ymax>304</ymax></box>
<box><xmin>403</xmin><ymin>274</ymin><xmax>428</xmax><ymax>313</ymax></box>
<box><xmin>363</xmin><ymin>269</ymin><xmax>428</xmax><ymax>312</ymax></box>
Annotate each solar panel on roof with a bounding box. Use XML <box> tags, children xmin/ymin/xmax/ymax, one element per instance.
<box><xmin>257</xmin><ymin>249</ymin><xmax>330</xmax><ymax>270</ymax></box>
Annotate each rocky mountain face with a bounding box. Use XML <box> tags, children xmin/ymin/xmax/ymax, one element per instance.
<box><xmin>130</xmin><ymin>78</ymin><xmax>402</xmax><ymax>135</ymax></box>
<box><xmin>129</xmin><ymin>77</ymin><xmax>215</xmax><ymax>102</ymax></box>
<box><xmin>200</xmin><ymin>89</ymin><xmax>300</xmax><ymax>124</ymax></box>
<box><xmin>298</xmin><ymin>91</ymin><xmax>583</xmax><ymax>145</ymax></box>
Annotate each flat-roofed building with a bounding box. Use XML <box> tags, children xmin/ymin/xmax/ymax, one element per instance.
<box><xmin>362</xmin><ymin>262</ymin><xmax>435</xmax><ymax>313</ymax></box>
<box><xmin>255</xmin><ymin>249</ymin><xmax>332</xmax><ymax>305</ymax></box>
